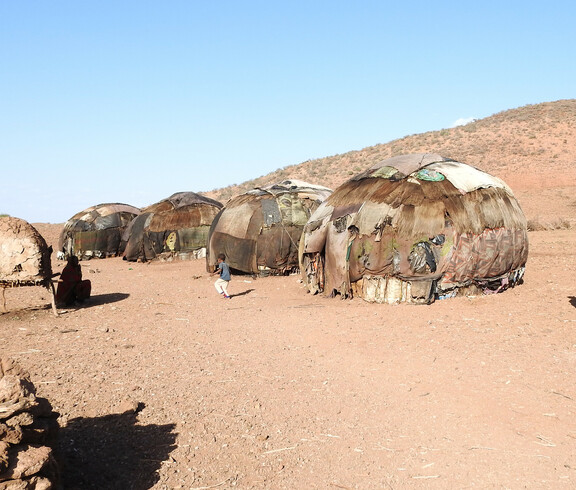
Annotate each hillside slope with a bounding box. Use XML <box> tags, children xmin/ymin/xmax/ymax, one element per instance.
<box><xmin>207</xmin><ymin>99</ymin><xmax>576</xmax><ymax>226</ymax></box>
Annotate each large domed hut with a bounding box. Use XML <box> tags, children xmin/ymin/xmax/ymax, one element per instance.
<box><xmin>122</xmin><ymin>192</ymin><xmax>223</xmax><ymax>262</ymax></box>
<box><xmin>1</xmin><ymin>216</ymin><xmax>57</xmax><ymax>315</ymax></box>
<box><xmin>207</xmin><ymin>179</ymin><xmax>332</xmax><ymax>275</ymax></box>
<box><xmin>58</xmin><ymin>203</ymin><xmax>141</xmax><ymax>259</ymax></box>
<box><xmin>300</xmin><ymin>154</ymin><xmax>528</xmax><ymax>304</ymax></box>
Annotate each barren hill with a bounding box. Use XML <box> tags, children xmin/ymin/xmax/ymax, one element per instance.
<box><xmin>207</xmin><ymin>99</ymin><xmax>576</xmax><ymax>228</ymax></box>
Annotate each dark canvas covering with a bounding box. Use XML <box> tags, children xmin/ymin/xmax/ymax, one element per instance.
<box><xmin>300</xmin><ymin>154</ymin><xmax>529</xmax><ymax>304</ymax></box>
<box><xmin>207</xmin><ymin>180</ymin><xmax>332</xmax><ymax>275</ymax></box>
<box><xmin>122</xmin><ymin>192</ymin><xmax>222</xmax><ymax>262</ymax></box>
<box><xmin>59</xmin><ymin>203</ymin><xmax>141</xmax><ymax>259</ymax></box>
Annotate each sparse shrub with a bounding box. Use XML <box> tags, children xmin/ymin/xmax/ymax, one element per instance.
<box><xmin>527</xmin><ymin>217</ymin><xmax>572</xmax><ymax>231</ymax></box>
<box><xmin>526</xmin><ymin>219</ymin><xmax>546</xmax><ymax>231</ymax></box>
<box><xmin>550</xmin><ymin>218</ymin><xmax>572</xmax><ymax>230</ymax></box>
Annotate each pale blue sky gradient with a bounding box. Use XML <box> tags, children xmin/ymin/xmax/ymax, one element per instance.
<box><xmin>1</xmin><ymin>1</ymin><xmax>574</xmax><ymax>222</ymax></box>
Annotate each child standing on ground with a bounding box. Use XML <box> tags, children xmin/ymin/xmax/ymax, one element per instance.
<box><xmin>212</xmin><ymin>253</ymin><xmax>231</xmax><ymax>298</ymax></box>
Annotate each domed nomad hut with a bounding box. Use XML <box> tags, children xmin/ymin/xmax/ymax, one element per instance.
<box><xmin>0</xmin><ymin>217</ymin><xmax>57</xmax><ymax>315</ymax></box>
<box><xmin>207</xmin><ymin>179</ymin><xmax>332</xmax><ymax>275</ymax></box>
<box><xmin>59</xmin><ymin>203</ymin><xmax>141</xmax><ymax>259</ymax></box>
<box><xmin>300</xmin><ymin>154</ymin><xmax>528</xmax><ymax>304</ymax></box>
<box><xmin>122</xmin><ymin>192</ymin><xmax>223</xmax><ymax>262</ymax></box>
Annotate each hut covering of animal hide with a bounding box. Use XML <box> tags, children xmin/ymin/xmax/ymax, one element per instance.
<box><xmin>207</xmin><ymin>180</ymin><xmax>332</xmax><ymax>275</ymax></box>
<box><xmin>58</xmin><ymin>203</ymin><xmax>141</xmax><ymax>259</ymax></box>
<box><xmin>300</xmin><ymin>154</ymin><xmax>529</xmax><ymax>304</ymax></box>
<box><xmin>0</xmin><ymin>217</ymin><xmax>53</xmax><ymax>287</ymax></box>
<box><xmin>122</xmin><ymin>192</ymin><xmax>223</xmax><ymax>262</ymax></box>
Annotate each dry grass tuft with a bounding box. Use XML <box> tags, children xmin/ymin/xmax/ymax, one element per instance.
<box><xmin>527</xmin><ymin>218</ymin><xmax>572</xmax><ymax>231</ymax></box>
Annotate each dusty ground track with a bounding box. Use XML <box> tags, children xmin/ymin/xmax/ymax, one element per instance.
<box><xmin>1</xmin><ymin>225</ymin><xmax>576</xmax><ymax>489</ymax></box>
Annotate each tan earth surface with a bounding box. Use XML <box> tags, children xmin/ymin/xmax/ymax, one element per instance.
<box><xmin>2</xmin><ymin>183</ymin><xmax>576</xmax><ymax>489</ymax></box>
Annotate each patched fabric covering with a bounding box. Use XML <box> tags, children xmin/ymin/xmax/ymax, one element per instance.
<box><xmin>59</xmin><ymin>203</ymin><xmax>141</xmax><ymax>259</ymax></box>
<box><xmin>300</xmin><ymin>153</ymin><xmax>529</xmax><ymax>303</ymax></box>
<box><xmin>143</xmin><ymin>192</ymin><xmax>222</xmax><ymax>214</ymax></box>
<box><xmin>122</xmin><ymin>213</ymin><xmax>155</xmax><ymax>261</ymax></box>
<box><xmin>362</xmin><ymin>153</ymin><xmax>451</xmax><ymax>178</ymax></box>
<box><xmin>428</xmin><ymin>161</ymin><xmax>513</xmax><ymax>194</ymax></box>
<box><xmin>70</xmin><ymin>203</ymin><xmax>142</xmax><ymax>228</ymax></box>
<box><xmin>208</xmin><ymin>180</ymin><xmax>332</xmax><ymax>274</ymax></box>
<box><xmin>123</xmin><ymin>192</ymin><xmax>223</xmax><ymax>262</ymax></box>
<box><xmin>441</xmin><ymin>228</ymin><xmax>528</xmax><ymax>285</ymax></box>
<box><xmin>301</xmin><ymin>201</ymin><xmax>333</xmax><ymax>254</ymax></box>
<box><xmin>214</xmin><ymin>202</ymin><xmax>255</xmax><ymax>239</ymax></box>
<box><xmin>261</xmin><ymin>198</ymin><xmax>282</xmax><ymax>227</ymax></box>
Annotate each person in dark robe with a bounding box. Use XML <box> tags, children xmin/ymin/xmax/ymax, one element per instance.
<box><xmin>56</xmin><ymin>255</ymin><xmax>91</xmax><ymax>306</ymax></box>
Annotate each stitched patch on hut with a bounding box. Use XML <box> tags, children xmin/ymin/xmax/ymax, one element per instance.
<box><xmin>122</xmin><ymin>192</ymin><xmax>223</xmax><ymax>262</ymax></box>
<box><xmin>59</xmin><ymin>203</ymin><xmax>141</xmax><ymax>260</ymax></box>
<box><xmin>207</xmin><ymin>180</ymin><xmax>332</xmax><ymax>275</ymax></box>
<box><xmin>300</xmin><ymin>154</ymin><xmax>529</xmax><ymax>304</ymax></box>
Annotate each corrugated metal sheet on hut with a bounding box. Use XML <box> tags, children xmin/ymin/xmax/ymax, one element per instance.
<box><xmin>59</xmin><ymin>203</ymin><xmax>141</xmax><ymax>259</ymax></box>
<box><xmin>122</xmin><ymin>192</ymin><xmax>223</xmax><ymax>262</ymax></box>
<box><xmin>300</xmin><ymin>154</ymin><xmax>529</xmax><ymax>304</ymax></box>
<box><xmin>1</xmin><ymin>216</ymin><xmax>57</xmax><ymax>315</ymax></box>
<box><xmin>207</xmin><ymin>180</ymin><xmax>332</xmax><ymax>275</ymax></box>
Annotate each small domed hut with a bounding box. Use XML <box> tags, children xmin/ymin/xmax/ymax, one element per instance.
<box><xmin>207</xmin><ymin>180</ymin><xmax>332</xmax><ymax>275</ymax></box>
<box><xmin>58</xmin><ymin>203</ymin><xmax>141</xmax><ymax>259</ymax></box>
<box><xmin>122</xmin><ymin>192</ymin><xmax>223</xmax><ymax>262</ymax></box>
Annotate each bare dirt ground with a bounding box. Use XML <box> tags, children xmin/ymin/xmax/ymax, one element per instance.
<box><xmin>2</xmin><ymin>187</ymin><xmax>576</xmax><ymax>489</ymax></box>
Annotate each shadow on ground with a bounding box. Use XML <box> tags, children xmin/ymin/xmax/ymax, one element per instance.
<box><xmin>569</xmin><ymin>296</ymin><xmax>576</xmax><ymax>308</ymax></box>
<box><xmin>1</xmin><ymin>303</ymin><xmax>52</xmax><ymax>316</ymax></box>
<box><xmin>85</xmin><ymin>292</ymin><xmax>130</xmax><ymax>306</ymax></box>
<box><xmin>231</xmin><ymin>288</ymin><xmax>255</xmax><ymax>298</ymax></box>
<box><xmin>55</xmin><ymin>407</ymin><xmax>177</xmax><ymax>489</ymax></box>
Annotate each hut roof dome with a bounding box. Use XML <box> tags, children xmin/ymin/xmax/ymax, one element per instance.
<box><xmin>69</xmin><ymin>203</ymin><xmax>141</xmax><ymax>223</ymax></box>
<box><xmin>143</xmin><ymin>192</ymin><xmax>222</xmax><ymax>213</ymax></box>
<box><xmin>247</xmin><ymin>179</ymin><xmax>332</xmax><ymax>200</ymax></box>
<box><xmin>357</xmin><ymin>153</ymin><xmax>512</xmax><ymax>194</ymax></box>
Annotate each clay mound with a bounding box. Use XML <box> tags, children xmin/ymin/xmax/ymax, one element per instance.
<box><xmin>0</xmin><ymin>358</ymin><xmax>60</xmax><ymax>488</ymax></box>
<box><xmin>0</xmin><ymin>217</ymin><xmax>53</xmax><ymax>286</ymax></box>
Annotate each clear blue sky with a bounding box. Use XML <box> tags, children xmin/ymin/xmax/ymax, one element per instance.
<box><xmin>1</xmin><ymin>1</ymin><xmax>574</xmax><ymax>223</ymax></box>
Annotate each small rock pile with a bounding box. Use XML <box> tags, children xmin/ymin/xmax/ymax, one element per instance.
<box><xmin>0</xmin><ymin>358</ymin><xmax>59</xmax><ymax>489</ymax></box>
